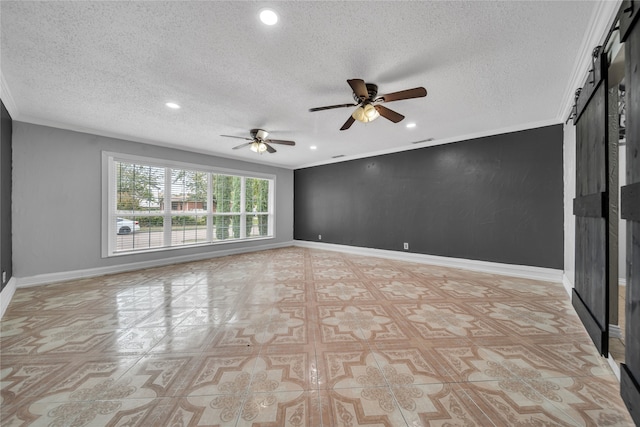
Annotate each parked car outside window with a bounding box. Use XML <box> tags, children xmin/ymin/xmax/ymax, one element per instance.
<box><xmin>116</xmin><ymin>217</ymin><xmax>140</xmax><ymax>235</ymax></box>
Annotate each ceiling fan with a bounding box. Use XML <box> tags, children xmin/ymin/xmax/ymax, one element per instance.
<box><xmin>309</xmin><ymin>79</ymin><xmax>427</xmax><ymax>130</ymax></box>
<box><xmin>221</xmin><ymin>129</ymin><xmax>295</xmax><ymax>154</ymax></box>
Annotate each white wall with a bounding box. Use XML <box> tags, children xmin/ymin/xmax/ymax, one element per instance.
<box><xmin>563</xmin><ymin>123</ymin><xmax>576</xmax><ymax>288</ymax></box>
<box><xmin>619</xmin><ymin>144</ymin><xmax>627</xmax><ymax>282</ymax></box>
<box><xmin>12</xmin><ymin>122</ymin><xmax>294</xmax><ymax>279</ymax></box>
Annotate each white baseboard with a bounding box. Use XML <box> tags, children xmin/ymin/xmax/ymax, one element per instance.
<box><xmin>15</xmin><ymin>241</ymin><xmax>294</xmax><ymax>289</ymax></box>
<box><xmin>294</xmin><ymin>241</ymin><xmax>564</xmax><ymax>282</ymax></box>
<box><xmin>0</xmin><ymin>277</ymin><xmax>17</xmax><ymax>319</ymax></box>
<box><xmin>609</xmin><ymin>324</ymin><xmax>623</xmax><ymax>339</ymax></box>
<box><xmin>562</xmin><ymin>274</ymin><xmax>574</xmax><ymax>297</ymax></box>
<box><xmin>607</xmin><ymin>354</ymin><xmax>621</xmax><ymax>381</ymax></box>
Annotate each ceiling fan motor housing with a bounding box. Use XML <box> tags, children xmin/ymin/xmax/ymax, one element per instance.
<box><xmin>352</xmin><ymin>83</ymin><xmax>378</xmax><ymax>104</ymax></box>
<box><xmin>250</xmin><ymin>128</ymin><xmax>269</xmax><ymax>141</ymax></box>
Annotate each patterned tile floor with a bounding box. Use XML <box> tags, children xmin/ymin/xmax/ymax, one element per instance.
<box><xmin>0</xmin><ymin>247</ymin><xmax>634</xmax><ymax>426</ymax></box>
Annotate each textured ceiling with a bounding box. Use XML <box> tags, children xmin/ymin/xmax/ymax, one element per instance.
<box><xmin>1</xmin><ymin>1</ymin><xmax>599</xmax><ymax>169</ymax></box>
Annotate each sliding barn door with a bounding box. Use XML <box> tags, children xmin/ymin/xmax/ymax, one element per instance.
<box><xmin>620</xmin><ymin>0</ymin><xmax>640</xmax><ymax>423</ymax></box>
<box><xmin>573</xmin><ymin>46</ymin><xmax>609</xmax><ymax>356</ymax></box>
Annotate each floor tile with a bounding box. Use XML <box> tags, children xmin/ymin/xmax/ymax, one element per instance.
<box><xmin>394</xmin><ymin>383</ymin><xmax>497</xmax><ymax>427</ymax></box>
<box><xmin>314</xmin><ymin>280</ymin><xmax>376</xmax><ymax>302</ymax></box>
<box><xmin>320</xmin><ymin>387</ymin><xmax>409</xmax><ymax>426</ymax></box>
<box><xmin>463</xmin><ymin>379</ymin><xmax>581</xmax><ymax>426</ymax></box>
<box><xmin>368</xmin><ymin>347</ymin><xmax>448</xmax><ymax>385</ymax></box>
<box><xmin>538</xmin><ymin>375</ymin><xmax>636</xmax><ymax>426</ymax></box>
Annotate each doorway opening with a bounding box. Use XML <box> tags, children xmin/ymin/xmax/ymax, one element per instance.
<box><xmin>606</xmin><ymin>30</ymin><xmax>627</xmax><ymax>368</ymax></box>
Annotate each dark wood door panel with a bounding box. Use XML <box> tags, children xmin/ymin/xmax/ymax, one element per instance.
<box><xmin>573</xmin><ymin>49</ymin><xmax>609</xmax><ymax>357</ymax></box>
<box><xmin>621</xmin><ymin>182</ymin><xmax>640</xmax><ymax>221</ymax></box>
<box><xmin>573</xmin><ymin>215</ymin><xmax>608</xmax><ymax>354</ymax></box>
<box><xmin>576</xmin><ymin>83</ymin><xmax>607</xmax><ymax>196</ymax></box>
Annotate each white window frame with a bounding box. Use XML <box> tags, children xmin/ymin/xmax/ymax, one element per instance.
<box><xmin>101</xmin><ymin>151</ymin><xmax>276</xmax><ymax>257</ymax></box>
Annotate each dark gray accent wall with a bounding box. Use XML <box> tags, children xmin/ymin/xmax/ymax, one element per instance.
<box><xmin>1</xmin><ymin>100</ymin><xmax>12</xmax><ymax>291</ymax></box>
<box><xmin>294</xmin><ymin>124</ymin><xmax>564</xmax><ymax>269</ymax></box>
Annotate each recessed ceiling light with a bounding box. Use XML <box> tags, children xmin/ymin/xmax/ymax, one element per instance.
<box><xmin>310</xmin><ymin>145</ymin><xmax>317</xmax><ymax>150</ymax></box>
<box><xmin>406</xmin><ymin>122</ymin><xmax>416</xmax><ymax>128</ymax></box>
<box><xmin>165</xmin><ymin>102</ymin><xmax>181</xmax><ymax>109</ymax></box>
<box><xmin>259</xmin><ymin>9</ymin><xmax>278</xmax><ymax>25</ymax></box>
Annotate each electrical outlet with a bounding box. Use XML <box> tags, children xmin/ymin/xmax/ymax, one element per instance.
<box><xmin>318</xmin><ymin>234</ymin><xmax>322</xmax><ymax>240</ymax></box>
<box><xmin>403</xmin><ymin>242</ymin><xmax>409</xmax><ymax>250</ymax></box>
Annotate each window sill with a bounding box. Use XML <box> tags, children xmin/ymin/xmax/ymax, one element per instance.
<box><xmin>105</xmin><ymin>235</ymin><xmax>275</xmax><ymax>258</ymax></box>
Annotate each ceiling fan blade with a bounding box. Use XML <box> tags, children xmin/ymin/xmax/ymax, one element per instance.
<box><xmin>340</xmin><ymin>115</ymin><xmax>356</xmax><ymax>131</ymax></box>
<box><xmin>375</xmin><ymin>105</ymin><xmax>404</xmax><ymax>123</ymax></box>
<box><xmin>309</xmin><ymin>103</ymin><xmax>357</xmax><ymax>112</ymax></box>
<box><xmin>221</xmin><ymin>135</ymin><xmax>252</xmax><ymax>141</ymax></box>
<box><xmin>347</xmin><ymin>79</ymin><xmax>369</xmax><ymax>100</ymax></box>
<box><xmin>267</xmin><ymin>139</ymin><xmax>296</xmax><ymax>146</ymax></box>
<box><xmin>265</xmin><ymin>143</ymin><xmax>277</xmax><ymax>153</ymax></box>
<box><xmin>378</xmin><ymin>87</ymin><xmax>427</xmax><ymax>103</ymax></box>
<box><xmin>232</xmin><ymin>142</ymin><xmax>253</xmax><ymax>150</ymax></box>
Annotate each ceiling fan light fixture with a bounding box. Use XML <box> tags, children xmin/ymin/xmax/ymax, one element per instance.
<box><xmin>352</xmin><ymin>106</ymin><xmax>365</xmax><ymax>122</ymax></box>
<box><xmin>258</xmin><ymin>142</ymin><xmax>268</xmax><ymax>153</ymax></box>
<box><xmin>363</xmin><ymin>103</ymin><xmax>379</xmax><ymax>121</ymax></box>
<box><xmin>250</xmin><ymin>141</ymin><xmax>260</xmax><ymax>152</ymax></box>
<box><xmin>352</xmin><ymin>103</ymin><xmax>379</xmax><ymax>123</ymax></box>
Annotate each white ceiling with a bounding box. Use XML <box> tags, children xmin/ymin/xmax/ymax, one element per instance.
<box><xmin>1</xmin><ymin>1</ymin><xmax>600</xmax><ymax>169</ymax></box>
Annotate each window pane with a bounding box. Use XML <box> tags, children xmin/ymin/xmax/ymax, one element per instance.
<box><xmin>245</xmin><ymin>178</ymin><xmax>269</xmax><ymax>213</ymax></box>
<box><xmin>170</xmin><ymin>169</ymin><xmax>208</xmax><ymax>213</ymax></box>
<box><xmin>116</xmin><ymin>162</ymin><xmax>164</xmax><ymax>213</ymax></box>
<box><xmin>115</xmin><ymin>216</ymin><xmax>164</xmax><ymax>252</ymax></box>
<box><xmin>213</xmin><ymin>215</ymin><xmax>240</xmax><ymax>241</ymax></box>
<box><xmin>247</xmin><ymin>214</ymin><xmax>270</xmax><ymax>237</ymax></box>
<box><xmin>212</xmin><ymin>174</ymin><xmax>241</xmax><ymax>213</ymax></box>
<box><xmin>171</xmin><ymin>215</ymin><xmax>208</xmax><ymax>245</ymax></box>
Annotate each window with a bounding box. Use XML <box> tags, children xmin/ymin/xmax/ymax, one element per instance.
<box><xmin>104</xmin><ymin>153</ymin><xmax>274</xmax><ymax>256</ymax></box>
